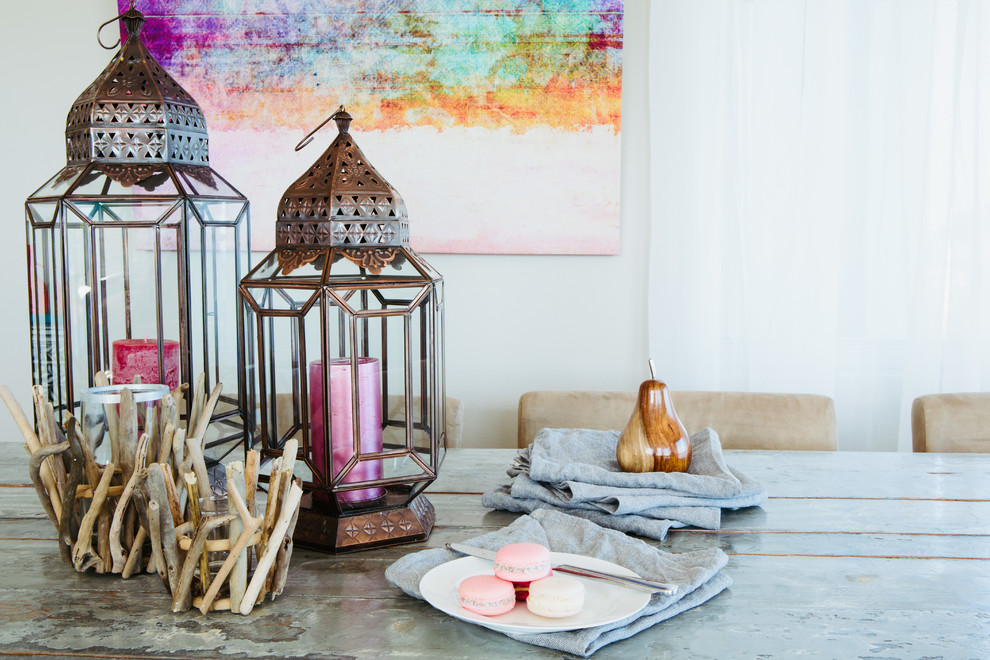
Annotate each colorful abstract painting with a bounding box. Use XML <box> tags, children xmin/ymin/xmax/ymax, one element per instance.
<box><xmin>124</xmin><ymin>1</ymin><xmax>623</xmax><ymax>254</ymax></box>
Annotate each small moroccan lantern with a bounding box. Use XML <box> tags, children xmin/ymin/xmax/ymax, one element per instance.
<box><xmin>239</xmin><ymin>106</ymin><xmax>447</xmax><ymax>553</ymax></box>
<box><xmin>24</xmin><ymin>5</ymin><xmax>251</xmax><ymax>466</ymax></box>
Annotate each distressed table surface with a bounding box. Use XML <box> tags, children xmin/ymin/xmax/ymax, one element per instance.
<box><xmin>0</xmin><ymin>448</ymin><xmax>987</xmax><ymax>659</ymax></box>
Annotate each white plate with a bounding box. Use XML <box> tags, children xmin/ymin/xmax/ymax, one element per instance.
<box><xmin>419</xmin><ymin>552</ymin><xmax>652</xmax><ymax>635</ymax></box>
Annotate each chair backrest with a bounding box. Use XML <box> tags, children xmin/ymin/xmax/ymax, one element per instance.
<box><xmin>911</xmin><ymin>393</ymin><xmax>990</xmax><ymax>453</ymax></box>
<box><xmin>385</xmin><ymin>395</ymin><xmax>464</xmax><ymax>449</ymax></box>
<box><xmin>517</xmin><ymin>390</ymin><xmax>836</xmax><ymax>450</ymax></box>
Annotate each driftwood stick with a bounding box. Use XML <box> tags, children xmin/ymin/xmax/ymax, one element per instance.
<box><xmin>26</xmin><ymin>389</ymin><xmax>63</xmax><ymax>509</ymax></box>
<box><xmin>256</xmin><ymin>459</ymin><xmax>283</xmax><ymax>565</ymax></box>
<box><xmin>183</xmin><ymin>472</ymin><xmax>212</xmax><ymax>598</ymax></box>
<box><xmin>263</xmin><ymin>467</ymin><xmax>297</xmax><ymax>599</ymax></box>
<box><xmin>188</xmin><ymin>373</ymin><xmax>206</xmax><ymax>435</ymax></box>
<box><xmin>244</xmin><ymin>449</ymin><xmax>260</xmax><ymax>516</ymax></box>
<box><xmin>239</xmin><ymin>482</ymin><xmax>303</xmax><ymax>615</ymax></box>
<box><xmin>171</xmin><ymin>427</ymin><xmax>186</xmax><ymax>485</ymax></box>
<box><xmin>121</xmin><ymin>525</ymin><xmax>147</xmax><ymax>579</ymax></box>
<box><xmin>170</xmin><ymin>383</ymin><xmax>188</xmax><ymax>426</ymax></box>
<box><xmin>159</xmin><ymin>464</ymin><xmax>184</xmax><ymax>528</ymax></box>
<box><xmin>28</xmin><ymin>441</ymin><xmax>69</xmax><ymax>529</ymax></box>
<box><xmin>271</xmin><ymin>478</ymin><xmax>303</xmax><ymax>599</ymax></box>
<box><xmin>184</xmin><ymin>434</ymin><xmax>211</xmax><ymax>498</ymax></box>
<box><xmin>58</xmin><ymin>417</ymin><xmax>84</xmax><ymax>566</ymax></box>
<box><xmin>158</xmin><ymin>421</ymin><xmax>175</xmax><ymax>466</ymax></box>
<box><xmin>198</xmin><ymin>485</ymin><xmax>262</xmax><ymax>615</ymax></box>
<box><xmin>76</xmin><ymin>421</ymin><xmax>112</xmax><ymax>574</ymax></box>
<box><xmin>146</xmin><ymin>501</ymin><xmax>169</xmax><ymax>587</ymax></box>
<box><xmin>225</xmin><ymin>462</ymin><xmax>248</xmax><ymax>611</ymax></box>
<box><xmin>279</xmin><ymin>438</ymin><xmax>299</xmax><ymax>482</ymax></box>
<box><xmin>1</xmin><ymin>387</ymin><xmax>69</xmax><ymax>541</ymax></box>
<box><xmin>109</xmin><ymin>433</ymin><xmax>149</xmax><ymax>573</ymax></box>
<box><xmin>160</xmin><ymin>392</ymin><xmax>177</xmax><ymax>433</ymax></box>
<box><xmin>128</xmin><ymin>487</ymin><xmax>156</xmax><ymax>576</ymax></box>
<box><xmin>146</xmin><ymin>466</ymin><xmax>183</xmax><ymax>595</ymax></box>
<box><xmin>0</xmin><ymin>384</ymin><xmax>41</xmax><ymax>449</ymax></box>
<box><xmin>118</xmin><ymin>388</ymin><xmax>138</xmax><ymax>483</ymax></box>
<box><xmin>38</xmin><ymin>396</ymin><xmax>68</xmax><ymax>499</ymax></box>
<box><xmin>191</xmin><ymin>382</ymin><xmax>223</xmax><ymax>444</ymax></box>
<box><xmin>72</xmin><ymin>461</ymin><xmax>115</xmax><ymax>572</ymax></box>
<box><xmin>171</xmin><ymin>513</ymin><xmax>234</xmax><ymax>612</ymax></box>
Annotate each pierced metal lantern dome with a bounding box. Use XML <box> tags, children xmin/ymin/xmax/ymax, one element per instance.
<box><xmin>275</xmin><ymin>108</ymin><xmax>410</xmax><ymax>253</ymax></box>
<box><xmin>240</xmin><ymin>107</ymin><xmax>447</xmax><ymax>553</ymax></box>
<box><xmin>25</xmin><ymin>5</ymin><xmax>251</xmax><ymax>468</ymax></box>
<box><xmin>65</xmin><ymin>8</ymin><xmax>209</xmax><ymax>176</ymax></box>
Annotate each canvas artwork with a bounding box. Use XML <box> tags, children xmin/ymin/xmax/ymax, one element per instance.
<box><xmin>125</xmin><ymin>0</ymin><xmax>623</xmax><ymax>254</ymax></box>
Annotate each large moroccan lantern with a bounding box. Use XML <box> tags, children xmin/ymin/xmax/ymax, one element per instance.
<box><xmin>24</xmin><ymin>5</ymin><xmax>251</xmax><ymax>466</ymax></box>
<box><xmin>239</xmin><ymin>107</ymin><xmax>446</xmax><ymax>552</ymax></box>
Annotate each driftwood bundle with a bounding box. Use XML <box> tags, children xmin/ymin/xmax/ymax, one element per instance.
<box><xmin>1</xmin><ymin>377</ymin><xmax>304</xmax><ymax>615</ymax></box>
<box><xmin>0</xmin><ymin>373</ymin><xmax>223</xmax><ymax>576</ymax></box>
<box><xmin>156</xmin><ymin>439</ymin><xmax>303</xmax><ymax>614</ymax></box>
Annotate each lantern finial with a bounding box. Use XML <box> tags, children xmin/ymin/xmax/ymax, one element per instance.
<box><xmin>120</xmin><ymin>6</ymin><xmax>146</xmax><ymax>40</ymax></box>
<box><xmin>333</xmin><ymin>106</ymin><xmax>352</xmax><ymax>134</ymax></box>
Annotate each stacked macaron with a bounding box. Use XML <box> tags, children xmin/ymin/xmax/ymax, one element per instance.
<box><xmin>455</xmin><ymin>542</ymin><xmax>585</xmax><ymax>619</ymax></box>
<box><xmin>493</xmin><ymin>542</ymin><xmax>553</xmax><ymax>600</ymax></box>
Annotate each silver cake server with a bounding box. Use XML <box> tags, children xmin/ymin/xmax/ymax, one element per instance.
<box><xmin>446</xmin><ymin>542</ymin><xmax>677</xmax><ymax>595</ymax></box>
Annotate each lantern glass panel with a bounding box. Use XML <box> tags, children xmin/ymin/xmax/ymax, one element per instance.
<box><xmin>27</xmin><ymin>201</ymin><xmax>58</xmax><ymax>226</ymax></box>
<box><xmin>244</xmin><ymin>251</ymin><xmax>281</xmax><ymax>281</ymax></box>
<box><xmin>68</xmin><ymin>168</ymin><xmax>180</xmax><ymax>197</ymax></box>
<box><xmin>32</xmin><ymin>168</ymin><xmax>85</xmax><ymax>198</ymax></box>
<box><xmin>176</xmin><ymin>169</ymin><xmax>243</xmax><ymax>199</ymax></box>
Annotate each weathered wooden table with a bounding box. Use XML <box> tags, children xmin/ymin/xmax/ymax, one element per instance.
<box><xmin>0</xmin><ymin>448</ymin><xmax>987</xmax><ymax>658</ymax></box>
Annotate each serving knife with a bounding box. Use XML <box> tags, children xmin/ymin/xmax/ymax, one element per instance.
<box><xmin>446</xmin><ymin>543</ymin><xmax>678</xmax><ymax>595</ymax></box>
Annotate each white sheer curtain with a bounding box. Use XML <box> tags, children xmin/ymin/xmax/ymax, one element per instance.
<box><xmin>647</xmin><ymin>1</ymin><xmax>990</xmax><ymax>451</ymax></box>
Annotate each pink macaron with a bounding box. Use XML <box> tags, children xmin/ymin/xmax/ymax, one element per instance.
<box><xmin>494</xmin><ymin>542</ymin><xmax>553</xmax><ymax>600</ymax></box>
<box><xmin>456</xmin><ymin>574</ymin><xmax>516</xmax><ymax>616</ymax></box>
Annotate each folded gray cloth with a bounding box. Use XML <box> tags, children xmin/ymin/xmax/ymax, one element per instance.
<box><xmin>482</xmin><ymin>427</ymin><xmax>766</xmax><ymax>540</ymax></box>
<box><xmin>482</xmin><ymin>485</ymin><xmax>691</xmax><ymax>539</ymax></box>
<box><xmin>509</xmin><ymin>472</ymin><xmax>722</xmax><ymax>527</ymax></box>
<box><xmin>385</xmin><ymin>509</ymin><xmax>730</xmax><ymax>657</ymax></box>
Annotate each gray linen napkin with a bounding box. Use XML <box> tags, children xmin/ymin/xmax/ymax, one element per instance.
<box><xmin>509</xmin><ymin>472</ymin><xmax>723</xmax><ymax>527</ymax></box>
<box><xmin>385</xmin><ymin>509</ymin><xmax>730</xmax><ymax>657</ymax></box>
<box><xmin>481</xmin><ymin>485</ymin><xmax>689</xmax><ymax>539</ymax></box>
<box><xmin>482</xmin><ymin>427</ymin><xmax>766</xmax><ymax>540</ymax></box>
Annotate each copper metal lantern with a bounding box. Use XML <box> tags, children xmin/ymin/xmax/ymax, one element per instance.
<box><xmin>24</xmin><ymin>6</ymin><xmax>251</xmax><ymax>467</ymax></box>
<box><xmin>240</xmin><ymin>107</ymin><xmax>446</xmax><ymax>553</ymax></box>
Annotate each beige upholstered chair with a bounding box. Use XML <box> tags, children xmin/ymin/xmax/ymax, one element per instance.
<box><xmin>911</xmin><ymin>393</ymin><xmax>990</xmax><ymax>453</ymax></box>
<box><xmin>517</xmin><ymin>390</ymin><xmax>836</xmax><ymax>450</ymax></box>
<box><xmin>386</xmin><ymin>395</ymin><xmax>464</xmax><ymax>449</ymax></box>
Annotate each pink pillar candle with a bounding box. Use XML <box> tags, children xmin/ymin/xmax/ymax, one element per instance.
<box><xmin>309</xmin><ymin>357</ymin><xmax>385</xmax><ymax>503</ymax></box>
<box><xmin>112</xmin><ymin>339</ymin><xmax>180</xmax><ymax>391</ymax></box>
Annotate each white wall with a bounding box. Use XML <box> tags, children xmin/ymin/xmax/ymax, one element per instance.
<box><xmin>0</xmin><ymin>0</ymin><xmax>650</xmax><ymax>449</ymax></box>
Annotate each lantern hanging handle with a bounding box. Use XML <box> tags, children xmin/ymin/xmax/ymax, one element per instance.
<box><xmin>97</xmin><ymin>0</ymin><xmax>137</xmax><ymax>50</ymax></box>
<box><xmin>295</xmin><ymin>105</ymin><xmax>352</xmax><ymax>151</ymax></box>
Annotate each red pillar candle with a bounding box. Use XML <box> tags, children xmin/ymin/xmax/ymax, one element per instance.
<box><xmin>112</xmin><ymin>338</ymin><xmax>180</xmax><ymax>391</ymax></box>
<box><xmin>309</xmin><ymin>357</ymin><xmax>385</xmax><ymax>503</ymax></box>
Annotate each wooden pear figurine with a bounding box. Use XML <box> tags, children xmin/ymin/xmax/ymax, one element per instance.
<box><xmin>616</xmin><ymin>364</ymin><xmax>692</xmax><ymax>473</ymax></box>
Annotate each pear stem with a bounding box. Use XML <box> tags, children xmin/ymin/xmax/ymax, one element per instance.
<box><xmin>648</xmin><ymin>359</ymin><xmax>656</xmax><ymax>380</ymax></box>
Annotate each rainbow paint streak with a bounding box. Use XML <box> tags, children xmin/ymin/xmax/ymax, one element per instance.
<box><xmin>120</xmin><ymin>0</ymin><xmax>623</xmax><ymax>254</ymax></box>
